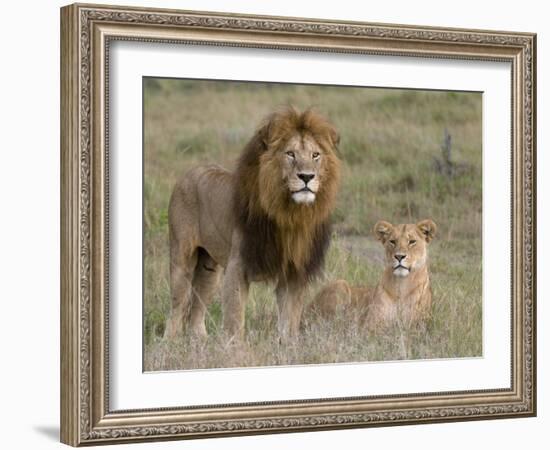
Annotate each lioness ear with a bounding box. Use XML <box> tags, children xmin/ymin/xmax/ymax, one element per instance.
<box><xmin>417</xmin><ymin>219</ymin><xmax>437</xmax><ymax>243</ymax></box>
<box><xmin>374</xmin><ymin>220</ymin><xmax>393</xmax><ymax>243</ymax></box>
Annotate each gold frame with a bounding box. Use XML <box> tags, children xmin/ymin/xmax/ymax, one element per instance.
<box><xmin>60</xmin><ymin>2</ymin><xmax>537</xmax><ymax>446</ymax></box>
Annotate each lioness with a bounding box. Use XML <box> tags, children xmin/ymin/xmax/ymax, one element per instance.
<box><xmin>313</xmin><ymin>219</ymin><xmax>437</xmax><ymax>331</ymax></box>
<box><xmin>164</xmin><ymin>108</ymin><xmax>341</xmax><ymax>341</ymax></box>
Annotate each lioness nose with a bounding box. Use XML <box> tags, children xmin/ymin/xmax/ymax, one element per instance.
<box><xmin>395</xmin><ymin>254</ymin><xmax>406</xmax><ymax>262</ymax></box>
<box><xmin>298</xmin><ymin>173</ymin><xmax>315</xmax><ymax>184</ymax></box>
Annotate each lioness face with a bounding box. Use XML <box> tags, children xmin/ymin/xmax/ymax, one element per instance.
<box><xmin>281</xmin><ymin>134</ymin><xmax>323</xmax><ymax>204</ymax></box>
<box><xmin>374</xmin><ymin>219</ymin><xmax>437</xmax><ymax>277</ymax></box>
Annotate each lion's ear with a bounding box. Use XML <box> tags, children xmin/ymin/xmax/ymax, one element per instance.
<box><xmin>417</xmin><ymin>219</ymin><xmax>437</xmax><ymax>243</ymax></box>
<box><xmin>257</xmin><ymin>121</ymin><xmax>272</xmax><ymax>150</ymax></box>
<box><xmin>374</xmin><ymin>220</ymin><xmax>393</xmax><ymax>243</ymax></box>
<box><xmin>329</xmin><ymin>127</ymin><xmax>340</xmax><ymax>149</ymax></box>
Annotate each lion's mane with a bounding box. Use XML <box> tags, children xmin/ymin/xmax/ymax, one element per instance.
<box><xmin>234</xmin><ymin>108</ymin><xmax>341</xmax><ymax>283</ymax></box>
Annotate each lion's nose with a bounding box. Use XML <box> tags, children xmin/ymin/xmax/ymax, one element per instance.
<box><xmin>394</xmin><ymin>254</ymin><xmax>406</xmax><ymax>262</ymax></box>
<box><xmin>298</xmin><ymin>173</ymin><xmax>315</xmax><ymax>184</ymax></box>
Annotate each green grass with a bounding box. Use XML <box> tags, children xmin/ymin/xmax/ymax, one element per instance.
<box><xmin>142</xmin><ymin>78</ymin><xmax>482</xmax><ymax>371</ymax></box>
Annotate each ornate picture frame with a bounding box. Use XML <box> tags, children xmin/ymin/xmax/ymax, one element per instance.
<box><xmin>60</xmin><ymin>2</ymin><xmax>536</xmax><ymax>446</ymax></box>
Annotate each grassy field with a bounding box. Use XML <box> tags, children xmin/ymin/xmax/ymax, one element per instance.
<box><xmin>143</xmin><ymin>78</ymin><xmax>482</xmax><ymax>371</ymax></box>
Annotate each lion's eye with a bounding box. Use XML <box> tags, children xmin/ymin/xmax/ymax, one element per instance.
<box><xmin>286</xmin><ymin>151</ymin><xmax>295</xmax><ymax>159</ymax></box>
<box><xmin>389</xmin><ymin>239</ymin><xmax>396</xmax><ymax>246</ymax></box>
<box><xmin>409</xmin><ymin>239</ymin><xmax>417</xmax><ymax>246</ymax></box>
<box><xmin>312</xmin><ymin>152</ymin><xmax>320</xmax><ymax>160</ymax></box>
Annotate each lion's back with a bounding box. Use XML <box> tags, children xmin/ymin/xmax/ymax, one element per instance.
<box><xmin>169</xmin><ymin>164</ymin><xmax>236</xmax><ymax>266</ymax></box>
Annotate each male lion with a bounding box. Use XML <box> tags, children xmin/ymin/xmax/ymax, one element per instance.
<box><xmin>312</xmin><ymin>219</ymin><xmax>437</xmax><ymax>331</ymax></box>
<box><xmin>164</xmin><ymin>108</ymin><xmax>341</xmax><ymax>341</ymax></box>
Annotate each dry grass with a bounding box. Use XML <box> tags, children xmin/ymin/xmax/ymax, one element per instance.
<box><xmin>143</xmin><ymin>78</ymin><xmax>482</xmax><ymax>371</ymax></box>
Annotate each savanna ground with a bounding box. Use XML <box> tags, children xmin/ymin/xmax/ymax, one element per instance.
<box><xmin>143</xmin><ymin>78</ymin><xmax>482</xmax><ymax>371</ymax></box>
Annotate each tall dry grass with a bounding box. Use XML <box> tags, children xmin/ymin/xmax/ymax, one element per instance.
<box><xmin>143</xmin><ymin>78</ymin><xmax>482</xmax><ymax>371</ymax></box>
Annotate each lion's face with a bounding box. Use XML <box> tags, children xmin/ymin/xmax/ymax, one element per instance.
<box><xmin>374</xmin><ymin>220</ymin><xmax>437</xmax><ymax>277</ymax></box>
<box><xmin>279</xmin><ymin>134</ymin><xmax>324</xmax><ymax>204</ymax></box>
<box><xmin>249</xmin><ymin>108</ymin><xmax>340</xmax><ymax>227</ymax></box>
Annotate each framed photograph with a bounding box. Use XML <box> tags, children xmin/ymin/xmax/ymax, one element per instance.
<box><xmin>60</xmin><ymin>3</ymin><xmax>536</xmax><ymax>446</ymax></box>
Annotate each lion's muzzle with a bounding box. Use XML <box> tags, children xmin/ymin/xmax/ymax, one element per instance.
<box><xmin>392</xmin><ymin>254</ymin><xmax>411</xmax><ymax>276</ymax></box>
<box><xmin>290</xmin><ymin>172</ymin><xmax>318</xmax><ymax>204</ymax></box>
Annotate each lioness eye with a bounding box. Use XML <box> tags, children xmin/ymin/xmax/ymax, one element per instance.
<box><xmin>389</xmin><ymin>239</ymin><xmax>396</xmax><ymax>246</ymax></box>
<box><xmin>312</xmin><ymin>152</ymin><xmax>320</xmax><ymax>159</ymax></box>
<box><xmin>286</xmin><ymin>151</ymin><xmax>295</xmax><ymax>159</ymax></box>
<box><xmin>409</xmin><ymin>239</ymin><xmax>417</xmax><ymax>246</ymax></box>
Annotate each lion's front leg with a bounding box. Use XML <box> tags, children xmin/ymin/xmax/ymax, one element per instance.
<box><xmin>276</xmin><ymin>279</ymin><xmax>307</xmax><ymax>341</ymax></box>
<box><xmin>221</xmin><ymin>256</ymin><xmax>249</xmax><ymax>341</ymax></box>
